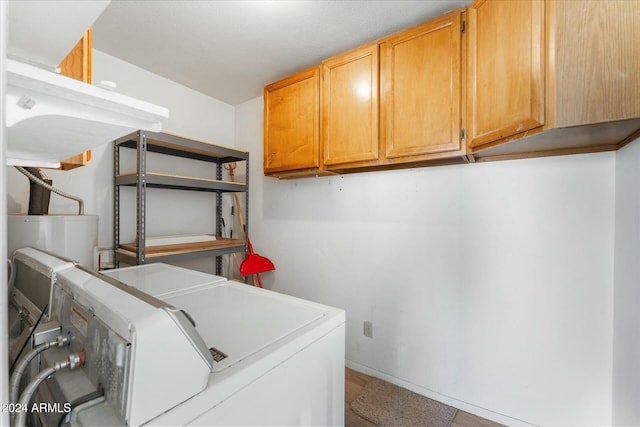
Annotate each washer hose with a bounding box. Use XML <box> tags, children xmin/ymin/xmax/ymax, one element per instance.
<box><xmin>13</xmin><ymin>352</ymin><xmax>84</xmax><ymax>427</ymax></box>
<box><xmin>7</xmin><ymin>258</ymin><xmax>16</xmax><ymax>295</ymax></box>
<box><xmin>9</xmin><ymin>335</ymin><xmax>69</xmax><ymax>404</ymax></box>
<box><xmin>15</xmin><ymin>166</ymin><xmax>84</xmax><ymax>215</ymax></box>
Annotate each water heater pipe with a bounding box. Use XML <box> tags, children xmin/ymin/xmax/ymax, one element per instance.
<box><xmin>15</xmin><ymin>166</ymin><xmax>84</xmax><ymax>214</ymax></box>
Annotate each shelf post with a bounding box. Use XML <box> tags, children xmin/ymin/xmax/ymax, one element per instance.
<box><xmin>114</xmin><ymin>141</ymin><xmax>120</xmax><ymax>268</ymax></box>
<box><xmin>136</xmin><ymin>130</ymin><xmax>147</xmax><ymax>264</ymax></box>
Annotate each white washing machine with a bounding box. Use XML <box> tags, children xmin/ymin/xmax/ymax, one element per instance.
<box><xmin>10</xmin><ymin>251</ymin><xmax>345</xmax><ymax>426</ymax></box>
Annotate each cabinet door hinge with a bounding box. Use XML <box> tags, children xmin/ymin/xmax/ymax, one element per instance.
<box><xmin>461</xmin><ymin>20</ymin><xmax>466</xmax><ymax>33</ymax></box>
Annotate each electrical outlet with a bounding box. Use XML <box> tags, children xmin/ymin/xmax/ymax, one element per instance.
<box><xmin>363</xmin><ymin>321</ymin><xmax>373</xmax><ymax>338</ymax></box>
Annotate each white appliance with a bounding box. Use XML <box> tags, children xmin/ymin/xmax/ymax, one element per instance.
<box><xmin>7</xmin><ymin>214</ymin><xmax>98</xmax><ymax>269</ymax></box>
<box><xmin>103</xmin><ymin>263</ymin><xmax>346</xmax><ymax>426</ymax></box>
<box><xmin>9</xmin><ymin>250</ymin><xmax>345</xmax><ymax>426</ymax></box>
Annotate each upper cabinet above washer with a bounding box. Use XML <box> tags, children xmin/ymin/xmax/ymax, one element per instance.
<box><xmin>321</xmin><ymin>43</ymin><xmax>380</xmax><ymax>171</ymax></box>
<box><xmin>466</xmin><ymin>0</ymin><xmax>545</xmax><ymax>150</ymax></box>
<box><xmin>467</xmin><ymin>0</ymin><xmax>640</xmax><ymax>160</ymax></box>
<box><xmin>264</xmin><ymin>8</ymin><xmax>467</xmax><ymax>178</ymax></box>
<box><xmin>380</xmin><ymin>10</ymin><xmax>464</xmax><ymax>165</ymax></box>
<box><xmin>264</xmin><ymin>66</ymin><xmax>321</xmax><ymax>178</ymax></box>
<box><xmin>264</xmin><ymin>0</ymin><xmax>640</xmax><ymax>177</ymax></box>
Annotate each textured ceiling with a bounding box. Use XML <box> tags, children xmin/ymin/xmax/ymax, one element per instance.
<box><xmin>92</xmin><ymin>0</ymin><xmax>469</xmax><ymax>106</ymax></box>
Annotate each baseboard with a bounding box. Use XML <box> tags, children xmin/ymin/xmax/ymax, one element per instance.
<box><xmin>345</xmin><ymin>360</ymin><xmax>538</xmax><ymax>427</ymax></box>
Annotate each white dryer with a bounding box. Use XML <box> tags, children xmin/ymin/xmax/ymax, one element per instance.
<box><xmin>103</xmin><ymin>263</ymin><xmax>346</xmax><ymax>426</ymax></box>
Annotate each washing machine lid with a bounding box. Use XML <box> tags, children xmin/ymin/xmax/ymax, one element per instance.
<box><xmin>12</xmin><ymin>247</ymin><xmax>76</xmax><ymax>320</ymax></box>
<box><xmin>161</xmin><ymin>282</ymin><xmax>327</xmax><ymax>372</ymax></box>
<box><xmin>102</xmin><ymin>263</ymin><xmax>227</xmax><ymax>298</ymax></box>
<box><xmin>13</xmin><ymin>247</ymin><xmax>76</xmax><ymax>274</ymax></box>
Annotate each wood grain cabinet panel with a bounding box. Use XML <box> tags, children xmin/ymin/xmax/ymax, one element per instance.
<box><xmin>469</xmin><ymin>0</ymin><xmax>640</xmax><ymax>160</ymax></box>
<box><xmin>264</xmin><ymin>67</ymin><xmax>320</xmax><ymax>176</ymax></box>
<box><xmin>467</xmin><ymin>0</ymin><xmax>545</xmax><ymax>150</ymax></box>
<box><xmin>322</xmin><ymin>44</ymin><xmax>379</xmax><ymax>168</ymax></box>
<box><xmin>553</xmin><ymin>0</ymin><xmax>640</xmax><ymax>128</ymax></box>
<box><xmin>58</xmin><ymin>29</ymin><xmax>93</xmax><ymax>170</ymax></box>
<box><xmin>380</xmin><ymin>10</ymin><xmax>463</xmax><ymax>162</ymax></box>
<box><xmin>58</xmin><ymin>29</ymin><xmax>92</xmax><ymax>84</ymax></box>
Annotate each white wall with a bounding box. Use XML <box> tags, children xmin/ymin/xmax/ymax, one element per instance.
<box><xmin>612</xmin><ymin>137</ymin><xmax>640</xmax><ymax>425</ymax></box>
<box><xmin>6</xmin><ymin>50</ymin><xmax>235</xmax><ymax>271</ymax></box>
<box><xmin>1</xmin><ymin>1</ymin><xmax>9</xmax><ymax>424</ymax></box>
<box><xmin>236</xmin><ymin>96</ymin><xmax>616</xmax><ymax>426</ymax></box>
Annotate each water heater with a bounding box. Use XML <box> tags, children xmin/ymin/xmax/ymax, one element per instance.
<box><xmin>7</xmin><ymin>214</ymin><xmax>98</xmax><ymax>268</ymax></box>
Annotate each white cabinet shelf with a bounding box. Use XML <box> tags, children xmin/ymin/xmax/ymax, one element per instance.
<box><xmin>6</xmin><ymin>59</ymin><xmax>168</xmax><ymax>167</ymax></box>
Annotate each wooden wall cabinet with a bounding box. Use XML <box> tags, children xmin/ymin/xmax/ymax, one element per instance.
<box><xmin>467</xmin><ymin>0</ymin><xmax>640</xmax><ymax>160</ymax></box>
<box><xmin>264</xmin><ymin>9</ymin><xmax>467</xmax><ymax>177</ymax></box>
<box><xmin>58</xmin><ymin>29</ymin><xmax>93</xmax><ymax>170</ymax></box>
<box><xmin>380</xmin><ymin>10</ymin><xmax>464</xmax><ymax>164</ymax></box>
<box><xmin>549</xmin><ymin>0</ymin><xmax>640</xmax><ymax>128</ymax></box>
<box><xmin>466</xmin><ymin>0</ymin><xmax>544</xmax><ymax>150</ymax></box>
<box><xmin>264</xmin><ymin>67</ymin><xmax>320</xmax><ymax>177</ymax></box>
<box><xmin>321</xmin><ymin>43</ymin><xmax>380</xmax><ymax>170</ymax></box>
<box><xmin>263</xmin><ymin>0</ymin><xmax>640</xmax><ymax>176</ymax></box>
<box><xmin>58</xmin><ymin>150</ymin><xmax>92</xmax><ymax>171</ymax></box>
<box><xmin>321</xmin><ymin>10</ymin><xmax>466</xmax><ymax>173</ymax></box>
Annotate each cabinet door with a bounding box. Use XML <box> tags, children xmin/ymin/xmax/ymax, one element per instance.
<box><xmin>264</xmin><ymin>66</ymin><xmax>320</xmax><ymax>175</ymax></box>
<box><xmin>322</xmin><ymin>44</ymin><xmax>379</xmax><ymax>168</ymax></box>
<box><xmin>381</xmin><ymin>11</ymin><xmax>462</xmax><ymax>161</ymax></box>
<box><xmin>467</xmin><ymin>0</ymin><xmax>545</xmax><ymax>150</ymax></box>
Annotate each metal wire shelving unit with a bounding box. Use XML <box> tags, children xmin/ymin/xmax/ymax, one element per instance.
<box><xmin>113</xmin><ymin>130</ymin><xmax>249</xmax><ymax>275</ymax></box>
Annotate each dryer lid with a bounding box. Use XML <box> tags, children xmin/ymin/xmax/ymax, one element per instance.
<box><xmin>162</xmin><ymin>282</ymin><xmax>327</xmax><ymax>372</ymax></box>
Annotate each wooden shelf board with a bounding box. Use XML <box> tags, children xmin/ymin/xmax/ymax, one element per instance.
<box><xmin>118</xmin><ymin>237</ymin><xmax>246</xmax><ymax>257</ymax></box>
<box><xmin>116</xmin><ymin>172</ymin><xmax>247</xmax><ymax>192</ymax></box>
